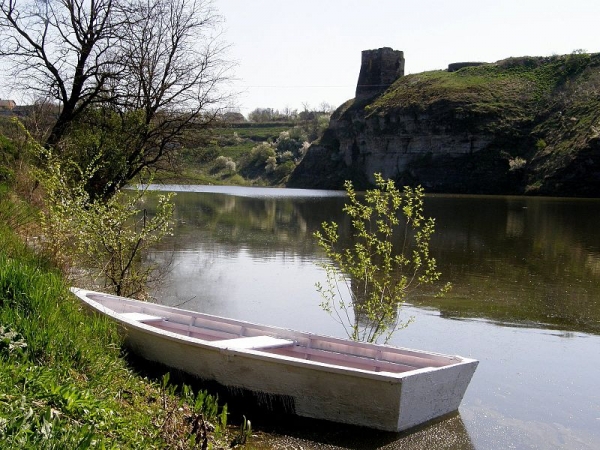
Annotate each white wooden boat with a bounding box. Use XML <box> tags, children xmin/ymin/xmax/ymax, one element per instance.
<box><xmin>71</xmin><ymin>287</ymin><xmax>478</xmax><ymax>432</ymax></box>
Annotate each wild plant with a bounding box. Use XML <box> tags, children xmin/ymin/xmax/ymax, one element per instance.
<box><xmin>17</xmin><ymin>121</ymin><xmax>175</xmax><ymax>298</ymax></box>
<box><xmin>315</xmin><ymin>173</ymin><xmax>450</xmax><ymax>343</ymax></box>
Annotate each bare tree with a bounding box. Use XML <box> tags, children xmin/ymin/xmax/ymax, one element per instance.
<box><xmin>0</xmin><ymin>0</ymin><xmax>119</xmax><ymax>147</ymax></box>
<box><xmin>1</xmin><ymin>0</ymin><xmax>231</xmax><ymax>197</ymax></box>
<box><xmin>100</xmin><ymin>0</ymin><xmax>231</xmax><ymax>197</ymax></box>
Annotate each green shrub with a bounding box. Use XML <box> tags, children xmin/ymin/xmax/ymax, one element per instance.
<box><xmin>0</xmin><ymin>166</ymin><xmax>13</xmax><ymax>183</ymax></box>
<box><xmin>274</xmin><ymin>160</ymin><xmax>296</xmax><ymax>180</ymax></box>
<box><xmin>0</xmin><ymin>134</ymin><xmax>17</xmax><ymax>185</ymax></box>
<box><xmin>0</xmin><ymin>134</ymin><xmax>17</xmax><ymax>158</ymax></box>
<box><xmin>249</xmin><ymin>142</ymin><xmax>276</xmax><ymax>167</ymax></box>
<box><xmin>315</xmin><ymin>174</ymin><xmax>450</xmax><ymax>343</ymax></box>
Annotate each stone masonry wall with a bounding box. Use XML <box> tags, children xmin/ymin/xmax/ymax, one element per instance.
<box><xmin>355</xmin><ymin>47</ymin><xmax>405</xmax><ymax>101</ymax></box>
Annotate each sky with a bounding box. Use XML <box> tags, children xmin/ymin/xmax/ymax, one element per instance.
<box><xmin>1</xmin><ymin>0</ymin><xmax>599</xmax><ymax>116</ymax></box>
<box><xmin>217</xmin><ymin>0</ymin><xmax>600</xmax><ymax>116</ymax></box>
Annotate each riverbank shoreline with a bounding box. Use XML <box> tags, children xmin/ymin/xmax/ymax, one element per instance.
<box><xmin>0</xmin><ymin>215</ymin><xmax>238</xmax><ymax>447</ymax></box>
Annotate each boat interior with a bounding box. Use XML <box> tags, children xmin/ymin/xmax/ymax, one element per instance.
<box><xmin>88</xmin><ymin>292</ymin><xmax>461</xmax><ymax>375</ymax></box>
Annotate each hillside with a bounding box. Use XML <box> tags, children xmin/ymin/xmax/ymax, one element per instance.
<box><xmin>288</xmin><ymin>52</ymin><xmax>600</xmax><ymax>197</ymax></box>
<box><xmin>156</xmin><ymin>115</ymin><xmax>330</xmax><ymax>186</ymax></box>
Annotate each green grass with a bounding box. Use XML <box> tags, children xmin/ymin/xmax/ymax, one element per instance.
<box><xmin>0</xmin><ymin>203</ymin><xmax>234</xmax><ymax>448</ymax></box>
<box><xmin>371</xmin><ymin>67</ymin><xmax>536</xmax><ymax>116</ymax></box>
<box><xmin>370</xmin><ymin>53</ymin><xmax>600</xmax><ymax>115</ymax></box>
<box><xmin>218</xmin><ymin>142</ymin><xmax>256</xmax><ymax>159</ymax></box>
<box><xmin>216</xmin><ymin>124</ymin><xmax>292</xmax><ymax>142</ymax></box>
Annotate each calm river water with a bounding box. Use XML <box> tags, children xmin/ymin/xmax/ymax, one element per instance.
<box><xmin>143</xmin><ymin>185</ymin><xmax>600</xmax><ymax>450</ymax></box>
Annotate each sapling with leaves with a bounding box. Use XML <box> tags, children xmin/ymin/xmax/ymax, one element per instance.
<box><xmin>24</xmin><ymin>122</ymin><xmax>174</xmax><ymax>298</ymax></box>
<box><xmin>314</xmin><ymin>173</ymin><xmax>450</xmax><ymax>343</ymax></box>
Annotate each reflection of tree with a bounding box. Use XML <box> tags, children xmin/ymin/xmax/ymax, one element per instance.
<box><xmin>154</xmin><ymin>192</ymin><xmax>351</xmax><ymax>258</ymax></box>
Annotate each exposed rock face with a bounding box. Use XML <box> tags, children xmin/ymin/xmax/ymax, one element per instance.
<box><xmin>289</xmin><ymin>50</ymin><xmax>600</xmax><ymax>196</ymax></box>
<box><xmin>288</xmin><ymin>99</ymin><xmax>507</xmax><ymax>192</ymax></box>
<box><xmin>336</xmin><ymin>107</ymin><xmax>494</xmax><ymax>185</ymax></box>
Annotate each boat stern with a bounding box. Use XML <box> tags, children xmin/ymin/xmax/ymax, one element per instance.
<box><xmin>396</xmin><ymin>357</ymin><xmax>478</xmax><ymax>431</ymax></box>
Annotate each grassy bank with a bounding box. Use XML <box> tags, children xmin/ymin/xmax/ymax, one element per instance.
<box><xmin>0</xmin><ymin>202</ymin><xmax>238</xmax><ymax>448</ymax></box>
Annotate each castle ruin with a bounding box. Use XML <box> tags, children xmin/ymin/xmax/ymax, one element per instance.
<box><xmin>447</xmin><ymin>62</ymin><xmax>485</xmax><ymax>72</ymax></box>
<box><xmin>355</xmin><ymin>47</ymin><xmax>405</xmax><ymax>101</ymax></box>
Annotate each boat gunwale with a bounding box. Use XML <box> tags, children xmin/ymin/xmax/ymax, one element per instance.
<box><xmin>71</xmin><ymin>288</ymin><xmax>477</xmax><ymax>382</ymax></box>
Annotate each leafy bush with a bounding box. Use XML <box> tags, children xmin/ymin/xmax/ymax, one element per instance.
<box><xmin>315</xmin><ymin>174</ymin><xmax>450</xmax><ymax>343</ymax></box>
<box><xmin>16</xmin><ymin>123</ymin><xmax>175</xmax><ymax>298</ymax></box>
<box><xmin>274</xmin><ymin>128</ymin><xmax>307</xmax><ymax>159</ymax></box>
<box><xmin>44</xmin><ymin>175</ymin><xmax>173</xmax><ymax>297</ymax></box>
<box><xmin>278</xmin><ymin>150</ymin><xmax>294</xmax><ymax>163</ymax></box>
<box><xmin>509</xmin><ymin>157</ymin><xmax>527</xmax><ymax>171</ymax></box>
<box><xmin>274</xmin><ymin>160</ymin><xmax>296</xmax><ymax>180</ymax></box>
<box><xmin>265</xmin><ymin>156</ymin><xmax>277</xmax><ymax>173</ymax></box>
<box><xmin>0</xmin><ymin>134</ymin><xmax>17</xmax><ymax>185</ymax></box>
<box><xmin>225</xmin><ymin>159</ymin><xmax>237</xmax><ymax>173</ymax></box>
<box><xmin>249</xmin><ymin>142</ymin><xmax>276</xmax><ymax>167</ymax></box>
<box><xmin>0</xmin><ymin>166</ymin><xmax>13</xmax><ymax>184</ymax></box>
<box><xmin>0</xmin><ymin>134</ymin><xmax>17</xmax><ymax>159</ymax></box>
<box><xmin>212</xmin><ymin>155</ymin><xmax>236</xmax><ymax>175</ymax></box>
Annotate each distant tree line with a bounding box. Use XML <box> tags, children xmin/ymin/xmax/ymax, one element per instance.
<box><xmin>236</xmin><ymin>103</ymin><xmax>335</xmax><ymax>142</ymax></box>
<box><xmin>247</xmin><ymin>102</ymin><xmax>335</xmax><ymax>123</ymax></box>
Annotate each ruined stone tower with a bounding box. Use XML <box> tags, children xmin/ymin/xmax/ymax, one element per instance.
<box><xmin>355</xmin><ymin>47</ymin><xmax>405</xmax><ymax>101</ymax></box>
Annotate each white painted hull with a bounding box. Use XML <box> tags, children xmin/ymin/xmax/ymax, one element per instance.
<box><xmin>71</xmin><ymin>288</ymin><xmax>478</xmax><ymax>432</ymax></box>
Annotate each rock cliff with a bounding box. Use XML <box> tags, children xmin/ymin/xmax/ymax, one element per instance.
<box><xmin>288</xmin><ymin>50</ymin><xmax>600</xmax><ymax>197</ymax></box>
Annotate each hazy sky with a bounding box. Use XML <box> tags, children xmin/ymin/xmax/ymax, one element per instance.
<box><xmin>218</xmin><ymin>0</ymin><xmax>600</xmax><ymax>115</ymax></box>
<box><xmin>1</xmin><ymin>0</ymin><xmax>598</xmax><ymax>116</ymax></box>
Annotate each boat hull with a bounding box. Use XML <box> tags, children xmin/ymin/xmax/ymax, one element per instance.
<box><xmin>71</xmin><ymin>288</ymin><xmax>478</xmax><ymax>432</ymax></box>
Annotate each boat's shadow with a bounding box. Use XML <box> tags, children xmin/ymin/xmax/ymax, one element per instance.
<box><xmin>125</xmin><ymin>352</ymin><xmax>476</xmax><ymax>449</ymax></box>
<box><xmin>241</xmin><ymin>408</ymin><xmax>475</xmax><ymax>450</ymax></box>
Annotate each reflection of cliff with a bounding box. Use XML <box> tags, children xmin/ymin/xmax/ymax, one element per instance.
<box><xmin>144</xmin><ymin>190</ymin><xmax>600</xmax><ymax>335</ymax></box>
<box><xmin>415</xmin><ymin>196</ymin><xmax>600</xmax><ymax>334</ymax></box>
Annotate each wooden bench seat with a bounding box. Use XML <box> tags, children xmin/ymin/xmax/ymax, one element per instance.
<box><xmin>212</xmin><ymin>335</ymin><xmax>295</xmax><ymax>350</ymax></box>
<box><xmin>120</xmin><ymin>312</ymin><xmax>165</xmax><ymax>322</ymax></box>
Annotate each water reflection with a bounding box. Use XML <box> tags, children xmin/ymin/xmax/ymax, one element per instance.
<box><xmin>146</xmin><ymin>190</ymin><xmax>600</xmax><ymax>335</ymax></box>
<box><xmin>420</xmin><ymin>195</ymin><xmax>600</xmax><ymax>334</ymax></box>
